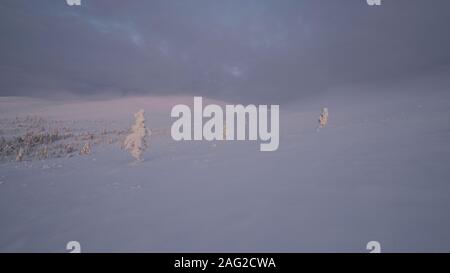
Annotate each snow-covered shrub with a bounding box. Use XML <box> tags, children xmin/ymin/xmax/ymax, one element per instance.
<box><xmin>123</xmin><ymin>109</ymin><xmax>152</xmax><ymax>161</ymax></box>
<box><xmin>16</xmin><ymin>147</ymin><xmax>24</xmax><ymax>161</ymax></box>
<box><xmin>79</xmin><ymin>142</ymin><xmax>91</xmax><ymax>155</ymax></box>
<box><xmin>64</xmin><ymin>143</ymin><xmax>75</xmax><ymax>156</ymax></box>
<box><xmin>0</xmin><ymin>115</ymin><xmax>138</xmax><ymax>162</ymax></box>
<box><xmin>39</xmin><ymin>145</ymin><xmax>49</xmax><ymax>159</ymax></box>
<box><xmin>318</xmin><ymin>108</ymin><xmax>329</xmax><ymax>128</ymax></box>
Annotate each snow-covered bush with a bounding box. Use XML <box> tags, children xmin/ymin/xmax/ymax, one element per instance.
<box><xmin>318</xmin><ymin>107</ymin><xmax>329</xmax><ymax>128</ymax></box>
<box><xmin>39</xmin><ymin>145</ymin><xmax>49</xmax><ymax>159</ymax></box>
<box><xmin>0</xmin><ymin>115</ymin><xmax>136</xmax><ymax>163</ymax></box>
<box><xmin>64</xmin><ymin>143</ymin><xmax>75</xmax><ymax>156</ymax></box>
<box><xmin>123</xmin><ymin>109</ymin><xmax>152</xmax><ymax>162</ymax></box>
<box><xmin>16</xmin><ymin>147</ymin><xmax>24</xmax><ymax>161</ymax></box>
<box><xmin>79</xmin><ymin>142</ymin><xmax>91</xmax><ymax>155</ymax></box>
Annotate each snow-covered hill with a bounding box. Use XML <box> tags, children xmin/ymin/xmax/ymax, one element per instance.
<box><xmin>1</xmin><ymin>82</ymin><xmax>450</xmax><ymax>252</ymax></box>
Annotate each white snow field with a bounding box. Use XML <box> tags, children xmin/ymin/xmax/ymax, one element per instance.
<box><xmin>1</xmin><ymin>77</ymin><xmax>450</xmax><ymax>252</ymax></box>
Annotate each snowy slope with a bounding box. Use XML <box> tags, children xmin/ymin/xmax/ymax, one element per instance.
<box><xmin>1</xmin><ymin>82</ymin><xmax>450</xmax><ymax>252</ymax></box>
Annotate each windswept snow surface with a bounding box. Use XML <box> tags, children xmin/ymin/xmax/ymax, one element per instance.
<box><xmin>1</xmin><ymin>83</ymin><xmax>450</xmax><ymax>252</ymax></box>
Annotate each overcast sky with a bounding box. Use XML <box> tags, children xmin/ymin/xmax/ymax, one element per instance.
<box><xmin>1</xmin><ymin>0</ymin><xmax>449</xmax><ymax>102</ymax></box>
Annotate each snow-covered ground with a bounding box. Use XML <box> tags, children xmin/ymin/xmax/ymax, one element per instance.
<box><xmin>1</xmin><ymin>79</ymin><xmax>450</xmax><ymax>252</ymax></box>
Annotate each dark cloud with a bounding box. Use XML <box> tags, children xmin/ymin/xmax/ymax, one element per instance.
<box><xmin>1</xmin><ymin>0</ymin><xmax>449</xmax><ymax>102</ymax></box>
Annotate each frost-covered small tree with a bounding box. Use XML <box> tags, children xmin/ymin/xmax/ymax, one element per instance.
<box><xmin>123</xmin><ymin>109</ymin><xmax>152</xmax><ymax>162</ymax></box>
<box><xmin>318</xmin><ymin>107</ymin><xmax>329</xmax><ymax>129</ymax></box>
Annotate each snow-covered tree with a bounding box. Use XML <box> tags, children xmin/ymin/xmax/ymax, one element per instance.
<box><xmin>123</xmin><ymin>109</ymin><xmax>152</xmax><ymax>161</ymax></box>
<box><xmin>318</xmin><ymin>107</ymin><xmax>329</xmax><ymax>129</ymax></box>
